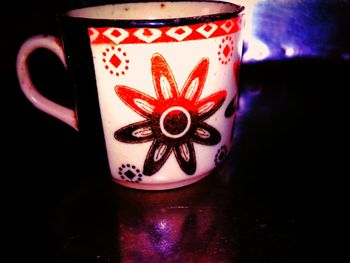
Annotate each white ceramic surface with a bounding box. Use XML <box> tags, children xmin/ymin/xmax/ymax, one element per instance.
<box><xmin>16</xmin><ymin>1</ymin><xmax>244</xmax><ymax>190</ymax></box>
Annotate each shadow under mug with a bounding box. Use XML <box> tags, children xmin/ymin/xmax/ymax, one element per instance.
<box><xmin>16</xmin><ymin>1</ymin><xmax>244</xmax><ymax>190</ymax></box>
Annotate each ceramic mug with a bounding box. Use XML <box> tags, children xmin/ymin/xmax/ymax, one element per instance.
<box><xmin>16</xmin><ymin>0</ymin><xmax>244</xmax><ymax>190</ymax></box>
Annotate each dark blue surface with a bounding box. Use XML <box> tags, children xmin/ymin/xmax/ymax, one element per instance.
<box><xmin>241</xmin><ymin>0</ymin><xmax>350</xmax><ymax>61</ymax></box>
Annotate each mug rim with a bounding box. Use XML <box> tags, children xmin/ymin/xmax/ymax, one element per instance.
<box><xmin>57</xmin><ymin>0</ymin><xmax>244</xmax><ymax>28</ymax></box>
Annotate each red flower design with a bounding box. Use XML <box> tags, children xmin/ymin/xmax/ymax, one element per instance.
<box><xmin>115</xmin><ymin>53</ymin><xmax>226</xmax><ymax>176</ymax></box>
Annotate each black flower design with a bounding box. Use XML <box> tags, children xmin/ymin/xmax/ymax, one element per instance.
<box><xmin>114</xmin><ymin>53</ymin><xmax>226</xmax><ymax>175</ymax></box>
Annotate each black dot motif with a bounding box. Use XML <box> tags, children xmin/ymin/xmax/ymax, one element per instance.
<box><xmin>118</xmin><ymin>164</ymin><xmax>143</xmax><ymax>183</ymax></box>
<box><xmin>215</xmin><ymin>146</ymin><xmax>228</xmax><ymax>166</ymax></box>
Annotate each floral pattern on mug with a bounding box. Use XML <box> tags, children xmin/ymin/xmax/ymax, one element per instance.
<box><xmin>114</xmin><ymin>53</ymin><xmax>226</xmax><ymax>176</ymax></box>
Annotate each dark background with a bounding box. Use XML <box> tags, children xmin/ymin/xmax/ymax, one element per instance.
<box><xmin>2</xmin><ymin>1</ymin><xmax>348</xmax><ymax>262</ymax></box>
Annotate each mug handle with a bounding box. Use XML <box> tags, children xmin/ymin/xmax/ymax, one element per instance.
<box><xmin>16</xmin><ymin>35</ymin><xmax>78</xmax><ymax>131</ymax></box>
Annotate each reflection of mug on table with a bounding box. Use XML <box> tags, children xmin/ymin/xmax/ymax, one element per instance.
<box><xmin>113</xmin><ymin>165</ymin><xmax>236</xmax><ymax>262</ymax></box>
<box><xmin>16</xmin><ymin>1</ymin><xmax>244</xmax><ymax>190</ymax></box>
